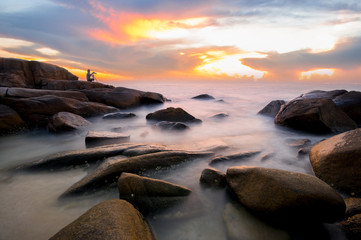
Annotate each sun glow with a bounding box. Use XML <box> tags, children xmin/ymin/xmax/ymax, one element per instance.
<box><xmin>299</xmin><ymin>68</ymin><xmax>335</xmax><ymax>80</ymax></box>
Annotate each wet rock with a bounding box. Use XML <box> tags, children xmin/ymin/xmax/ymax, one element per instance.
<box><xmin>47</xmin><ymin>112</ymin><xmax>91</xmax><ymax>133</ymax></box>
<box><xmin>81</xmin><ymin>87</ymin><xmax>165</xmax><ymax>109</ymax></box>
<box><xmin>43</xmin><ymin>79</ymin><xmax>114</xmax><ymax>90</ymax></box>
<box><xmin>0</xmin><ymin>104</ymin><xmax>27</xmax><ymax>135</ymax></box>
<box><xmin>209</xmin><ymin>113</ymin><xmax>229</xmax><ymax>120</ymax></box>
<box><xmin>339</xmin><ymin>214</ymin><xmax>361</xmax><ymax>240</ymax></box>
<box><xmin>61</xmin><ymin>150</ymin><xmax>212</xmax><ymax>197</ymax></box>
<box><xmin>154</xmin><ymin>121</ymin><xmax>190</xmax><ymax>131</ymax></box>
<box><xmin>333</xmin><ymin>91</ymin><xmax>361</xmax><ymax>124</ymax></box>
<box><xmin>297</xmin><ymin>146</ymin><xmax>311</xmax><ymax>156</ymax></box>
<box><xmin>344</xmin><ymin>198</ymin><xmax>361</xmax><ymax>218</ymax></box>
<box><xmin>274</xmin><ymin>98</ymin><xmax>357</xmax><ymax>133</ymax></box>
<box><xmin>122</xmin><ymin>145</ymin><xmax>169</xmax><ymax>157</ymax></box>
<box><xmin>49</xmin><ymin>199</ymin><xmax>155</xmax><ymax>240</ymax></box>
<box><xmin>85</xmin><ymin>131</ymin><xmax>130</xmax><ymax>147</ymax></box>
<box><xmin>3</xmin><ymin>95</ymin><xmax>118</xmax><ymax>127</ymax></box>
<box><xmin>199</xmin><ymin>167</ymin><xmax>226</xmax><ymax>188</ymax></box>
<box><xmin>103</xmin><ymin>112</ymin><xmax>136</xmax><ymax>119</ymax></box>
<box><xmin>260</xmin><ymin>152</ymin><xmax>275</xmax><ymax>161</ymax></box>
<box><xmin>118</xmin><ymin>172</ymin><xmax>191</xmax><ymax>213</ymax></box>
<box><xmin>210</xmin><ymin>151</ymin><xmax>261</xmax><ymax>165</ymax></box>
<box><xmin>300</xmin><ymin>89</ymin><xmax>347</xmax><ymax>99</ymax></box>
<box><xmin>309</xmin><ymin>128</ymin><xmax>361</xmax><ymax>196</ymax></box>
<box><xmin>258</xmin><ymin>100</ymin><xmax>286</xmax><ymax>118</ymax></box>
<box><xmin>286</xmin><ymin>138</ymin><xmax>311</xmax><ymax>148</ymax></box>
<box><xmin>192</xmin><ymin>94</ymin><xmax>215</xmax><ymax>100</ymax></box>
<box><xmin>223</xmin><ymin>203</ymin><xmax>290</xmax><ymax>240</ymax></box>
<box><xmin>226</xmin><ymin>166</ymin><xmax>346</xmax><ymax>224</ymax></box>
<box><xmin>146</xmin><ymin>107</ymin><xmax>202</xmax><ymax>124</ymax></box>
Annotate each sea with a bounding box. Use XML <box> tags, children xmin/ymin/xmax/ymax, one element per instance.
<box><xmin>0</xmin><ymin>80</ymin><xmax>360</xmax><ymax>240</ymax></box>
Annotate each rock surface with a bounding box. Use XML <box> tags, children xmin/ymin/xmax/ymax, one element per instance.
<box><xmin>47</xmin><ymin>112</ymin><xmax>91</xmax><ymax>133</ymax></box>
<box><xmin>42</xmin><ymin>79</ymin><xmax>114</xmax><ymax>90</ymax></box>
<box><xmin>209</xmin><ymin>113</ymin><xmax>229</xmax><ymax>120</ymax></box>
<box><xmin>146</xmin><ymin>107</ymin><xmax>202</xmax><ymax>123</ymax></box>
<box><xmin>0</xmin><ymin>104</ymin><xmax>27</xmax><ymax>135</ymax></box>
<box><xmin>192</xmin><ymin>94</ymin><xmax>215</xmax><ymax>100</ymax></box>
<box><xmin>210</xmin><ymin>151</ymin><xmax>261</xmax><ymax>165</ymax></box>
<box><xmin>118</xmin><ymin>172</ymin><xmax>191</xmax><ymax>213</ymax></box>
<box><xmin>85</xmin><ymin>131</ymin><xmax>130</xmax><ymax>147</ymax></box>
<box><xmin>333</xmin><ymin>91</ymin><xmax>361</xmax><ymax>124</ymax></box>
<box><xmin>103</xmin><ymin>112</ymin><xmax>136</xmax><ymax>119</ymax></box>
<box><xmin>258</xmin><ymin>100</ymin><xmax>286</xmax><ymax>118</ymax></box>
<box><xmin>199</xmin><ymin>167</ymin><xmax>226</xmax><ymax>188</ymax></box>
<box><xmin>154</xmin><ymin>121</ymin><xmax>190</xmax><ymax>131</ymax></box>
<box><xmin>226</xmin><ymin>166</ymin><xmax>345</xmax><ymax>224</ymax></box>
<box><xmin>49</xmin><ymin>199</ymin><xmax>155</xmax><ymax>240</ymax></box>
<box><xmin>309</xmin><ymin>128</ymin><xmax>361</xmax><ymax>196</ymax></box>
<box><xmin>339</xmin><ymin>214</ymin><xmax>361</xmax><ymax>240</ymax></box>
<box><xmin>274</xmin><ymin>98</ymin><xmax>357</xmax><ymax>133</ymax></box>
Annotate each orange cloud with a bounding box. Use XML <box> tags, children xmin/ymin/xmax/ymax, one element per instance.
<box><xmin>299</xmin><ymin>68</ymin><xmax>335</xmax><ymax>80</ymax></box>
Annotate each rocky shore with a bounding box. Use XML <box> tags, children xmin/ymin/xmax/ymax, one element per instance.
<box><xmin>1</xmin><ymin>58</ymin><xmax>361</xmax><ymax>239</ymax></box>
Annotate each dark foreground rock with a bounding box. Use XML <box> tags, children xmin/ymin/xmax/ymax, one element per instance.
<box><xmin>339</xmin><ymin>214</ymin><xmax>361</xmax><ymax>240</ymax></box>
<box><xmin>146</xmin><ymin>107</ymin><xmax>202</xmax><ymax>123</ymax></box>
<box><xmin>199</xmin><ymin>167</ymin><xmax>226</xmax><ymax>188</ymax></box>
<box><xmin>0</xmin><ymin>104</ymin><xmax>27</xmax><ymax>135</ymax></box>
<box><xmin>192</xmin><ymin>94</ymin><xmax>215</xmax><ymax>100</ymax></box>
<box><xmin>43</xmin><ymin>79</ymin><xmax>114</xmax><ymax>90</ymax></box>
<box><xmin>154</xmin><ymin>121</ymin><xmax>189</xmax><ymax>131</ymax></box>
<box><xmin>85</xmin><ymin>131</ymin><xmax>130</xmax><ymax>147</ymax></box>
<box><xmin>333</xmin><ymin>91</ymin><xmax>361</xmax><ymax>124</ymax></box>
<box><xmin>118</xmin><ymin>172</ymin><xmax>191</xmax><ymax>213</ymax></box>
<box><xmin>226</xmin><ymin>166</ymin><xmax>345</xmax><ymax>224</ymax></box>
<box><xmin>275</xmin><ymin>98</ymin><xmax>357</xmax><ymax>133</ymax></box>
<box><xmin>61</xmin><ymin>150</ymin><xmax>212</xmax><ymax>197</ymax></box>
<box><xmin>309</xmin><ymin>128</ymin><xmax>361</xmax><ymax>196</ymax></box>
<box><xmin>47</xmin><ymin>112</ymin><xmax>91</xmax><ymax>133</ymax></box>
<box><xmin>258</xmin><ymin>100</ymin><xmax>286</xmax><ymax>118</ymax></box>
<box><xmin>49</xmin><ymin>199</ymin><xmax>155</xmax><ymax>240</ymax></box>
<box><xmin>210</xmin><ymin>151</ymin><xmax>261</xmax><ymax>165</ymax></box>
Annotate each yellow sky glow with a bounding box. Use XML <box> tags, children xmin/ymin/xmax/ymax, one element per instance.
<box><xmin>299</xmin><ymin>68</ymin><xmax>335</xmax><ymax>80</ymax></box>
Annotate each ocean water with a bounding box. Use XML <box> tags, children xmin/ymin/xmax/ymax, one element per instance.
<box><xmin>0</xmin><ymin>80</ymin><xmax>360</xmax><ymax>240</ymax></box>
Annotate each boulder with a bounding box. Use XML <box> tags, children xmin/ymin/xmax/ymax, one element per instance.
<box><xmin>258</xmin><ymin>100</ymin><xmax>286</xmax><ymax>118</ymax></box>
<box><xmin>3</xmin><ymin>95</ymin><xmax>118</xmax><ymax>127</ymax></box>
<box><xmin>192</xmin><ymin>94</ymin><xmax>215</xmax><ymax>100</ymax></box>
<box><xmin>199</xmin><ymin>167</ymin><xmax>226</xmax><ymax>188</ymax></box>
<box><xmin>210</xmin><ymin>151</ymin><xmax>261</xmax><ymax>165</ymax></box>
<box><xmin>61</xmin><ymin>150</ymin><xmax>212</xmax><ymax>197</ymax></box>
<box><xmin>47</xmin><ymin>112</ymin><xmax>91</xmax><ymax>133</ymax></box>
<box><xmin>0</xmin><ymin>104</ymin><xmax>27</xmax><ymax>135</ymax></box>
<box><xmin>103</xmin><ymin>112</ymin><xmax>136</xmax><ymax>119</ymax></box>
<box><xmin>299</xmin><ymin>89</ymin><xmax>347</xmax><ymax>99</ymax></box>
<box><xmin>226</xmin><ymin>166</ymin><xmax>345</xmax><ymax>224</ymax></box>
<box><xmin>85</xmin><ymin>131</ymin><xmax>130</xmax><ymax>147</ymax></box>
<box><xmin>3</xmin><ymin>87</ymin><xmax>88</xmax><ymax>101</ymax></box>
<box><xmin>42</xmin><ymin>79</ymin><xmax>114</xmax><ymax>90</ymax></box>
<box><xmin>80</xmin><ymin>87</ymin><xmax>165</xmax><ymax>109</ymax></box>
<box><xmin>333</xmin><ymin>91</ymin><xmax>361</xmax><ymax>124</ymax></box>
<box><xmin>154</xmin><ymin>121</ymin><xmax>189</xmax><ymax>131</ymax></box>
<box><xmin>49</xmin><ymin>199</ymin><xmax>155</xmax><ymax>240</ymax></box>
<box><xmin>118</xmin><ymin>172</ymin><xmax>191</xmax><ymax>213</ymax></box>
<box><xmin>339</xmin><ymin>214</ymin><xmax>361</xmax><ymax>240</ymax></box>
<box><xmin>274</xmin><ymin>98</ymin><xmax>357</xmax><ymax>133</ymax></box>
<box><xmin>146</xmin><ymin>107</ymin><xmax>202</xmax><ymax>123</ymax></box>
<box><xmin>345</xmin><ymin>198</ymin><xmax>361</xmax><ymax>218</ymax></box>
<box><xmin>309</xmin><ymin>128</ymin><xmax>361</xmax><ymax>196</ymax></box>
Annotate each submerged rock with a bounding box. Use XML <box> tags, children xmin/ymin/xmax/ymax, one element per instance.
<box><xmin>146</xmin><ymin>107</ymin><xmax>202</xmax><ymax>124</ymax></box>
<box><xmin>208</xmin><ymin>113</ymin><xmax>229</xmax><ymax>120</ymax></box>
<box><xmin>47</xmin><ymin>112</ymin><xmax>91</xmax><ymax>133</ymax></box>
<box><xmin>192</xmin><ymin>94</ymin><xmax>215</xmax><ymax>100</ymax></box>
<box><xmin>85</xmin><ymin>131</ymin><xmax>130</xmax><ymax>147</ymax></box>
<box><xmin>118</xmin><ymin>172</ymin><xmax>191</xmax><ymax>213</ymax></box>
<box><xmin>0</xmin><ymin>104</ymin><xmax>27</xmax><ymax>135</ymax></box>
<box><xmin>154</xmin><ymin>121</ymin><xmax>190</xmax><ymax>131</ymax></box>
<box><xmin>210</xmin><ymin>151</ymin><xmax>261</xmax><ymax>165</ymax></box>
<box><xmin>309</xmin><ymin>128</ymin><xmax>361</xmax><ymax>196</ymax></box>
<box><xmin>226</xmin><ymin>166</ymin><xmax>345</xmax><ymax>224</ymax></box>
<box><xmin>258</xmin><ymin>100</ymin><xmax>286</xmax><ymax>118</ymax></box>
<box><xmin>103</xmin><ymin>112</ymin><xmax>136</xmax><ymax>119</ymax></box>
<box><xmin>199</xmin><ymin>167</ymin><xmax>226</xmax><ymax>188</ymax></box>
<box><xmin>49</xmin><ymin>199</ymin><xmax>155</xmax><ymax>240</ymax></box>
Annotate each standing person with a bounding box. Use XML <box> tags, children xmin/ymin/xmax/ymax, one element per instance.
<box><xmin>86</xmin><ymin>69</ymin><xmax>96</xmax><ymax>82</ymax></box>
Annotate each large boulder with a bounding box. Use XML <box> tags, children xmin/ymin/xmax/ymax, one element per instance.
<box><xmin>85</xmin><ymin>131</ymin><xmax>130</xmax><ymax>147</ymax></box>
<box><xmin>258</xmin><ymin>100</ymin><xmax>286</xmax><ymax>118</ymax></box>
<box><xmin>333</xmin><ymin>91</ymin><xmax>361</xmax><ymax>124</ymax></box>
<box><xmin>309</xmin><ymin>128</ymin><xmax>361</xmax><ymax>196</ymax></box>
<box><xmin>0</xmin><ymin>104</ymin><xmax>27</xmax><ymax>135</ymax></box>
<box><xmin>49</xmin><ymin>199</ymin><xmax>155</xmax><ymax>240</ymax></box>
<box><xmin>3</xmin><ymin>95</ymin><xmax>118</xmax><ymax>127</ymax></box>
<box><xmin>81</xmin><ymin>87</ymin><xmax>165</xmax><ymax>109</ymax></box>
<box><xmin>226</xmin><ymin>166</ymin><xmax>345</xmax><ymax>224</ymax></box>
<box><xmin>118</xmin><ymin>172</ymin><xmax>191</xmax><ymax>213</ymax></box>
<box><xmin>47</xmin><ymin>112</ymin><xmax>91</xmax><ymax>133</ymax></box>
<box><xmin>42</xmin><ymin>79</ymin><xmax>114</xmax><ymax>90</ymax></box>
<box><xmin>299</xmin><ymin>89</ymin><xmax>347</xmax><ymax>99</ymax></box>
<box><xmin>274</xmin><ymin>98</ymin><xmax>357</xmax><ymax>133</ymax></box>
<box><xmin>146</xmin><ymin>107</ymin><xmax>201</xmax><ymax>123</ymax></box>
<box><xmin>339</xmin><ymin>214</ymin><xmax>361</xmax><ymax>240</ymax></box>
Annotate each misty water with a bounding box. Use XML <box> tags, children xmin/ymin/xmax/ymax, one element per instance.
<box><xmin>0</xmin><ymin>81</ymin><xmax>360</xmax><ymax>240</ymax></box>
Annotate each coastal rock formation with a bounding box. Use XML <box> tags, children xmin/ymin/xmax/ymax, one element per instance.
<box><xmin>49</xmin><ymin>199</ymin><xmax>155</xmax><ymax>240</ymax></box>
<box><xmin>47</xmin><ymin>112</ymin><xmax>91</xmax><ymax>133</ymax></box>
<box><xmin>309</xmin><ymin>128</ymin><xmax>361</xmax><ymax>196</ymax></box>
<box><xmin>0</xmin><ymin>104</ymin><xmax>27</xmax><ymax>135</ymax></box>
<box><xmin>333</xmin><ymin>91</ymin><xmax>361</xmax><ymax>124</ymax></box>
<box><xmin>118</xmin><ymin>172</ymin><xmax>191</xmax><ymax>213</ymax></box>
<box><xmin>199</xmin><ymin>167</ymin><xmax>226</xmax><ymax>188</ymax></box>
<box><xmin>258</xmin><ymin>100</ymin><xmax>286</xmax><ymax>118</ymax></box>
<box><xmin>42</xmin><ymin>79</ymin><xmax>114</xmax><ymax>90</ymax></box>
<box><xmin>226</xmin><ymin>166</ymin><xmax>345</xmax><ymax>224</ymax></box>
<box><xmin>85</xmin><ymin>131</ymin><xmax>130</xmax><ymax>147</ymax></box>
<box><xmin>274</xmin><ymin>98</ymin><xmax>357</xmax><ymax>133</ymax></box>
<box><xmin>103</xmin><ymin>112</ymin><xmax>136</xmax><ymax>119</ymax></box>
<box><xmin>300</xmin><ymin>89</ymin><xmax>347</xmax><ymax>99</ymax></box>
<box><xmin>146</xmin><ymin>107</ymin><xmax>202</xmax><ymax>123</ymax></box>
<box><xmin>210</xmin><ymin>151</ymin><xmax>261</xmax><ymax>165</ymax></box>
<box><xmin>192</xmin><ymin>94</ymin><xmax>215</xmax><ymax>100</ymax></box>
<box><xmin>154</xmin><ymin>121</ymin><xmax>189</xmax><ymax>131</ymax></box>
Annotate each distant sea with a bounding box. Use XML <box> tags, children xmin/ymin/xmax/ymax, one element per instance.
<box><xmin>0</xmin><ymin>80</ymin><xmax>360</xmax><ymax>240</ymax></box>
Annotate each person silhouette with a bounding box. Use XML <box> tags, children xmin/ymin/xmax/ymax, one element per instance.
<box><xmin>86</xmin><ymin>69</ymin><xmax>96</xmax><ymax>82</ymax></box>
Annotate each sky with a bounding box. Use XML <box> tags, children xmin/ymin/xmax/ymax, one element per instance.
<box><xmin>1</xmin><ymin>0</ymin><xmax>361</xmax><ymax>82</ymax></box>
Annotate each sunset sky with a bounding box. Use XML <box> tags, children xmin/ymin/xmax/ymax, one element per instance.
<box><xmin>1</xmin><ymin>0</ymin><xmax>361</xmax><ymax>82</ymax></box>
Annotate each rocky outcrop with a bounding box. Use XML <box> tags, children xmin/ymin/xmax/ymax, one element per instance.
<box><xmin>0</xmin><ymin>58</ymin><xmax>78</xmax><ymax>88</ymax></box>
<box><xmin>81</xmin><ymin>87</ymin><xmax>165</xmax><ymax>109</ymax></box>
<box><xmin>154</xmin><ymin>121</ymin><xmax>189</xmax><ymax>131</ymax></box>
<box><xmin>274</xmin><ymin>98</ymin><xmax>357</xmax><ymax>133</ymax></box>
<box><xmin>103</xmin><ymin>112</ymin><xmax>136</xmax><ymax>119</ymax></box>
<box><xmin>0</xmin><ymin>104</ymin><xmax>27</xmax><ymax>135</ymax></box>
<box><xmin>309</xmin><ymin>128</ymin><xmax>361</xmax><ymax>196</ymax></box>
<box><xmin>146</xmin><ymin>107</ymin><xmax>201</xmax><ymax>123</ymax></box>
<box><xmin>49</xmin><ymin>199</ymin><xmax>155</xmax><ymax>240</ymax></box>
<box><xmin>192</xmin><ymin>94</ymin><xmax>215</xmax><ymax>100</ymax></box>
<box><xmin>226</xmin><ymin>166</ymin><xmax>345</xmax><ymax>224</ymax></box>
<box><xmin>47</xmin><ymin>112</ymin><xmax>91</xmax><ymax>133</ymax></box>
<box><xmin>42</xmin><ymin>79</ymin><xmax>114</xmax><ymax>90</ymax></box>
<box><xmin>333</xmin><ymin>91</ymin><xmax>361</xmax><ymax>124</ymax></box>
<box><xmin>3</xmin><ymin>95</ymin><xmax>118</xmax><ymax>127</ymax></box>
<box><xmin>199</xmin><ymin>167</ymin><xmax>226</xmax><ymax>188</ymax></box>
<box><xmin>258</xmin><ymin>100</ymin><xmax>286</xmax><ymax>118</ymax></box>
<box><xmin>210</xmin><ymin>151</ymin><xmax>261</xmax><ymax>165</ymax></box>
<box><xmin>85</xmin><ymin>131</ymin><xmax>130</xmax><ymax>147</ymax></box>
<box><xmin>118</xmin><ymin>172</ymin><xmax>191</xmax><ymax>213</ymax></box>
<box><xmin>299</xmin><ymin>89</ymin><xmax>347</xmax><ymax>99</ymax></box>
